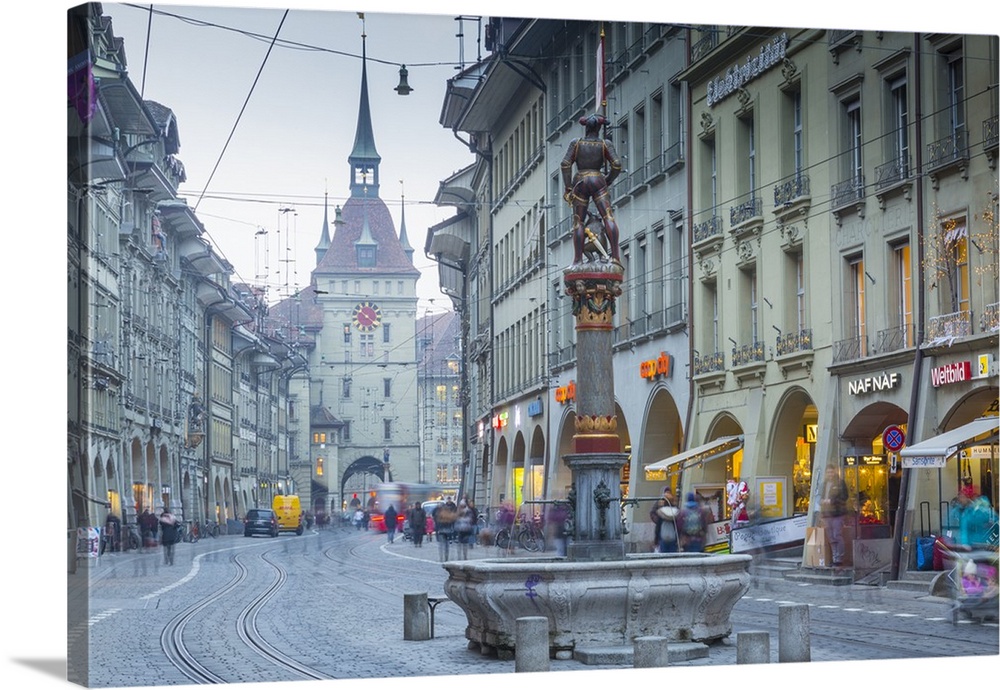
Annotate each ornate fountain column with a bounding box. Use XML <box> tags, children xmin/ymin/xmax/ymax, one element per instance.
<box><xmin>563</xmin><ymin>260</ymin><xmax>629</xmax><ymax>561</ymax></box>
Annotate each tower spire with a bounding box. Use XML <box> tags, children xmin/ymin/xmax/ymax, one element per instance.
<box><xmin>398</xmin><ymin>179</ymin><xmax>414</xmax><ymax>262</ymax></box>
<box><xmin>315</xmin><ymin>183</ymin><xmax>331</xmax><ymax>266</ymax></box>
<box><xmin>349</xmin><ymin>15</ymin><xmax>381</xmax><ymax>198</ymax></box>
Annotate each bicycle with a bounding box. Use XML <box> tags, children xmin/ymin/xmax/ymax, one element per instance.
<box><xmin>203</xmin><ymin>520</ymin><xmax>220</xmax><ymax>538</ymax></box>
<box><xmin>494</xmin><ymin>512</ymin><xmax>546</xmax><ymax>552</ymax></box>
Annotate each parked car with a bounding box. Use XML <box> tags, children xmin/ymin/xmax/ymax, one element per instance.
<box><xmin>244</xmin><ymin>508</ymin><xmax>279</xmax><ymax>538</ymax></box>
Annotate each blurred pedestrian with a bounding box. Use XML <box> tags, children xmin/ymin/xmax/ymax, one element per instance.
<box><xmin>820</xmin><ymin>466</ymin><xmax>849</xmax><ymax>567</ymax></box>
<box><xmin>433</xmin><ymin>497</ymin><xmax>458</xmax><ymax>561</ymax></box>
<box><xmin>139</xmin><ymin>509</ymin><xmax>158</xmax><ymax>550</ymax></box>
<box><xmin>383</xmin><ymin>503</ymin><xmax>398</xmax><ymax>543</ymax></box>
<box><xmin>455</xmin><ymin>499</ymin><xmax>477</xmax><ymax>559</ymax></box>
<box><xmin>650</xmin><ymin>487</ymin><xmax>679</xmax><ymax>553</ymax></box>
<box><xmin>951</xmin><ymin>492</ymin><xmax>999</xmax><ymax>548</ymax></box>
<box><xmin>159</xmin><ymin>509</ymin><xmax>179</xmax><ymax>566</ymax></box>
<box><xmin>678</xmin><ymin>493</ymin><xmax>708</xmax><ymax>553</ymax></box>
<box><xmin>408</xmin><ymin>502</ymin><xmax>427</xmax><ymax>547</ymax></box>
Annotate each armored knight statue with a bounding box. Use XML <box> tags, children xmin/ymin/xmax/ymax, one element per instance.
<box><xmin>560</xmin><ymin>113</ymin><xmax>623</xmax><ymax>264</ymax></box>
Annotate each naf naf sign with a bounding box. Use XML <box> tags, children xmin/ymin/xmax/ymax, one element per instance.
<box><xmin>849</xmin><ymin>371</ymin><xmax>900</xmax><ymax>396</ymax></box>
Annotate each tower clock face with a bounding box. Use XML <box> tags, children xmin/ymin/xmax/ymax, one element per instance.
<box><xmin>352</xmin><ymin>301</ymin><xmax>382</xmax><ymax>331</ymax></box>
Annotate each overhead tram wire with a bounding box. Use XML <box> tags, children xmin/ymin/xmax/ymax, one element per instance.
<box><xmin>192</xmin><ymin>9</ymin><xmax>289</xmax><ymax>218</ymax></box>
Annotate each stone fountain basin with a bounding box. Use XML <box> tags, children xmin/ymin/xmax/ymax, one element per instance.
<box><xmin>442</xmin><ymin>552</ymin><xmax>751</xmax><ymax>658</ymax></box>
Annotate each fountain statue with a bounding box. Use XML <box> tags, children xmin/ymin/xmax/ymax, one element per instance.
<box><xmin>441</xmin><ymin>115</ymin><xmax>751</xmax><ymax>662</ymax></box>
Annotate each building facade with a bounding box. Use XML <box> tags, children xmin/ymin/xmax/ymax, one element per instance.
<box><xmin>430</xmin><ymin>16</ymin><xmax>999</xmax><ymax>568</ymax></box>
<box><xmin>68</xmin><ymin>3</ymin><xmax>299</xmax><ymax>567</ymax></box>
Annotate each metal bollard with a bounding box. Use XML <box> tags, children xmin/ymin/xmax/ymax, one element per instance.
<box><xmin>777</xmin><ymin>603</ymin><xmax>810</xmax><ymax>662</ymax></box>
<box><xmin>633</xmin><ymin>636</ymin><xmax>670</xmax><ymax>668</ymax></box>
<box><xmin>403</xmin><ymin>592</ymin><xmax>430</xmax><ymax>641</ymax></box>
<box><xmin>736</xmin><ymin>630</ymin><xmax>770</xmax><ymax>664</ymax></box>
<box><xmin>514</xmin><ymin>616</ymin><xmax>550</xmax><ymax>672</ymax></box>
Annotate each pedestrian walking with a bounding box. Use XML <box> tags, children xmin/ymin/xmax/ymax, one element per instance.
<box><xmin>433</xmin><ymin>497</ymin><xmax>458</xmax><ymax>561</ymax></box>
<box><xmin>678</xmin><ymin>493</ymin><xmax>708</xmax><ymax>553</ymax></box>
<box><xmin>455</xmin><ymin>500</ymin><xmax>477</xmax><ymax>559</ymax></box>
<box><xmin>158</xmin><ymin>509</ymin><xmax>179</xmax><ymax>566</ymax></box>
<box><xmin>383</xmin><ymin>504</ymin><xmax>398</xmax><ymax>543</ymax></box>
<box><xmin>408</xmin><ymin>502</ymin><xmax>427</xmax><ymax>547</ymax></box>
<box><xmin>650</xmin><ymin>487</ymin><xmax>680</xmax><ymax>553</ymax></box>
<box><xmin>139</xmin><ymin>509</ymin><xmax>158</xmax><ymax>550</ymax></box>
<box><xmin>820</xmin><ymin>466</ymin><xmax>850</xmax><ymax>567</ymax></box>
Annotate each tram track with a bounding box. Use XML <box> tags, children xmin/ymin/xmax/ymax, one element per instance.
<box><xmin>159</xmin><ymin>541</ymin><xmax>336</xmax><ymax>684</ymax></box>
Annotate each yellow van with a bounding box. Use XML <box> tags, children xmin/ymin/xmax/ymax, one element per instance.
<box><xmin>272</xmin><ymin>495</ymin><xmax>304</xmax><ymax>535</ymax></box>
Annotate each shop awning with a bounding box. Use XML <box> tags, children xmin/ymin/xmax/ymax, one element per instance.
<box><xmin>899</xmin><ymin>417</ymin><xmax>998</xmax><ymax>468</ymax></box>
<box><xmin>645</xmin><ymin>435</ymin><xmax>744</xmax><ymax>474</ymax></box>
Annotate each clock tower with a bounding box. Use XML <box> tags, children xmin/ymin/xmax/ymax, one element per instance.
<box><xmin>303</xmin><ymin>25</ymin><xmax>421</xmax><ymax>515</ymax></box>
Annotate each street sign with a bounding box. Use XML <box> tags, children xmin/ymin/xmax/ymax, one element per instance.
<box><xmin>882</xmin><ymin>425</ymin><xmax>905</xmax><ymax>452</ymax></box>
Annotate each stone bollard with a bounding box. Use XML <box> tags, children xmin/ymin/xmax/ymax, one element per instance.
<box><xmin>403</xmin><ymin>592</ymin><xmax>430</xmax><ymax>641</ymax></box>
<box><xmin>736</xmin><ymin>630</ymin><xmax>770</xmax><ymax>664</ymax></box>
<box><xmin>514</xmin><ymin>616</ymin><xmax>550</xmax><ymax>673</ymax></box>
<box><xmin>777</xmin><ymin>604</ymin><xmax>810</xmax><ymax>662</ymax></box>
<box><xmin>633</xmin><ymin>636</ymin><xmax>670</xmax><ymax>668</ymax></box>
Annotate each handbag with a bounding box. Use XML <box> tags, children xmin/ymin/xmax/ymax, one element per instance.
<box><xmin>657</xmin><ymin>505</ymin><xmax>679</xmax><ymax>521</ymax></box>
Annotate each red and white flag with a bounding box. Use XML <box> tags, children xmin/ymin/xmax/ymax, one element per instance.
<box><xmin>596</xmin><ymin>27</ymin><xmax>606</xmax><ymax>114</ymax></box>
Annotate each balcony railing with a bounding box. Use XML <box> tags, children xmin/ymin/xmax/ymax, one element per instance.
<box><xmin>980</xmin><ymin>302</ymin><xmax>999</xmax><ymax>333</ymax></box>
<box><xmin>730</xmin><ymin>196</ymin><xmax>762</xmax><ymax>229</ymax></box>
<box><xmin>831</xmin><ymin>175</ymin><xmax>865</xmax><ymax>210</ymax></box>
<box><xmin>547</xmin><ymin>214</ymin><xmax>572</xmax><ymax>247</ymax></box>
<box><xmin>926</xmin><ymin>128</ymin><xmax>968</xmax><ymax>172</ymax></box>
<box><xmin>985</xmin><ymin>116</ymin><xmax>999</xmax><ymax>151</ymax></box>
<box><xmin>926</xmin><ymin>309</ymin><xmax>972</xmax><ymax>343</ymax></box>
<box><xmin>693</xmin><ymin>215</ymin><xmax>724</xmax><ymax>245</ymax></box>
<box><xmin>774</xmin><ymin>173</ymin><xmax>810</xmax><ymax>208</ymax></box>
<box><xmin>691</xmin><ymin>26</ymin><xmax>719</xmax><ymax>62</ymax></box>
<box><xmin>693</xmin><ymin>350</ymin><xmax>725</xmax><ymax>375</ymax></box>
<box><xmin>732</xmin><ymin>340</ymin><xmax>765</xmax><ymax>366</ymax></box>
<box><xmin>665</xmin><ymin>140</ymin><xmax>684</xmax><ymax>170</ymax></box>
<box><xmin>833</xmin><ymin>335</ymin><xmax>867</xmax><ymax>364</ymax></box>
<box><xmin>874</xmin><ymin>323</ymin><xmax>913</xmax><ymax>354</ymax></box>
<box><xmin>776</xmin><ymin>329</ymin><xmax>813</xmax><ymax>356</ymax></box>
<box><xmin>874</xmin><ymin>156</ymin><xmax>910</xmax><ymax>190</ymax></box>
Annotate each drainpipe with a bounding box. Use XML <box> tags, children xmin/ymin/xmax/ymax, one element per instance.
<box><xmin>891</xmin><ymin>32</ymin><xmax>927</xmax><ymax>581</ymax></box>
<box><xmin>682</xmin><ymin>31</ymin><xmax>696</xmax><ymax>493</ymax></box>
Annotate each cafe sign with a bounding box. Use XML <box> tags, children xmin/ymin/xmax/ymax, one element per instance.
<box><xmin>639</xmin><ymin>352</ymin><xmax>673</xmax><ymax>380</ymax></box>
<box><xmin>555</xmin><ymin>380</ymin><xmax>576</xmax><ymax>404</ymax></box>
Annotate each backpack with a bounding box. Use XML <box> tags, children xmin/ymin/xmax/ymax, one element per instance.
<box><xmin>682</xmin><ymin>508</ymin><xmax>703</xmax><ymax>537</ymax></box>
<box><xmin>659</xmin><ymin>517</ymin><xmax>677</xmax><ymax>542</ymax></box>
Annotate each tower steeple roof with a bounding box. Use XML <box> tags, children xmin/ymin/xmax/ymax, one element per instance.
<box><xmin>348</xmin><ymin>28</ymin><xmax>381</xmax><ymax>198</ymax></box>
<box><xmin>398</xmin><ymin>182</ymin><xmax>414</xmax><ymax>262</ymax></box>
<box><xmin>314</xmin><ymin>189</ymin><xmax>331</xmax><ymax>266</ymax></box>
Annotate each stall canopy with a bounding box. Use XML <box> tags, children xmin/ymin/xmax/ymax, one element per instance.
<box><xmin>899</xmin><ymin>417</ymin><xmax>998</xmax><ymax>468</ymax></box>
<box><xmin>645</xmin><ymin>435</ymin><xmax>744</xmax><ymax>476</ymax></box>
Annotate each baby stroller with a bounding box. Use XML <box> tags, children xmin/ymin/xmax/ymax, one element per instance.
<box><xmin>940</xmin><ymin>544</ymin><xmax>999</xmax><ymax>624</ymax></box>
<box><xmin>401</xmin><ymin>518</ymin><xmax>413</xmax><ymax>542</ymax></box>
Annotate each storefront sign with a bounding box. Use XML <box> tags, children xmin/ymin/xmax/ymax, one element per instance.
<box><xmin>554</xmin><ymin>380</ymin><xmax>576</xmax><ymax>404</ymax></box>
<box><xmin>491</xmin><ymin>411</ymin><xmax>508</xmax><ymax>430</ymax></box>
<box><xmin>639</xmin><ymin>352</ymin><xmax>673</xmax><ymax>380</ymax></box>
<box><xmin>960</xmin><ymin>445</ymin><xmax>996</xmax><ymax>459</ymax></box>
<box><xmin>901</xmin><ymin>455</ymin><xmax>947</xmax><ymax>469</ymax></box>
<box><xmin>527</xmin><ymin>398</ymin><xmax>543</xmax><ymax>417</ymax></box>
<box><xmin>730</xmin><ymin>514</ymin><xmax>808</xmax><ymax>553</ymax></box>
<box><xmin>848</xmin><ymin>371</ymin><xmax>900</xmax><ymax>395</ymax></box>
<box><xmin>844</xmin><ymin>455</ymin><xmax>886</xmax><ymax>466</ymax></box>
<box><xmin>706</xmin><ymin>33</ymin><xmax>788</xmax><ymax>108</ymax></box>
<box><xmin>931</xmin><ymin>361</ymin><xmax>972</xmax><ymax>387</ymax></box>
<box><xmin>975</xmin><ymin>353</ymin><xmax>995</xmax><ymax>378</ymax></box>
